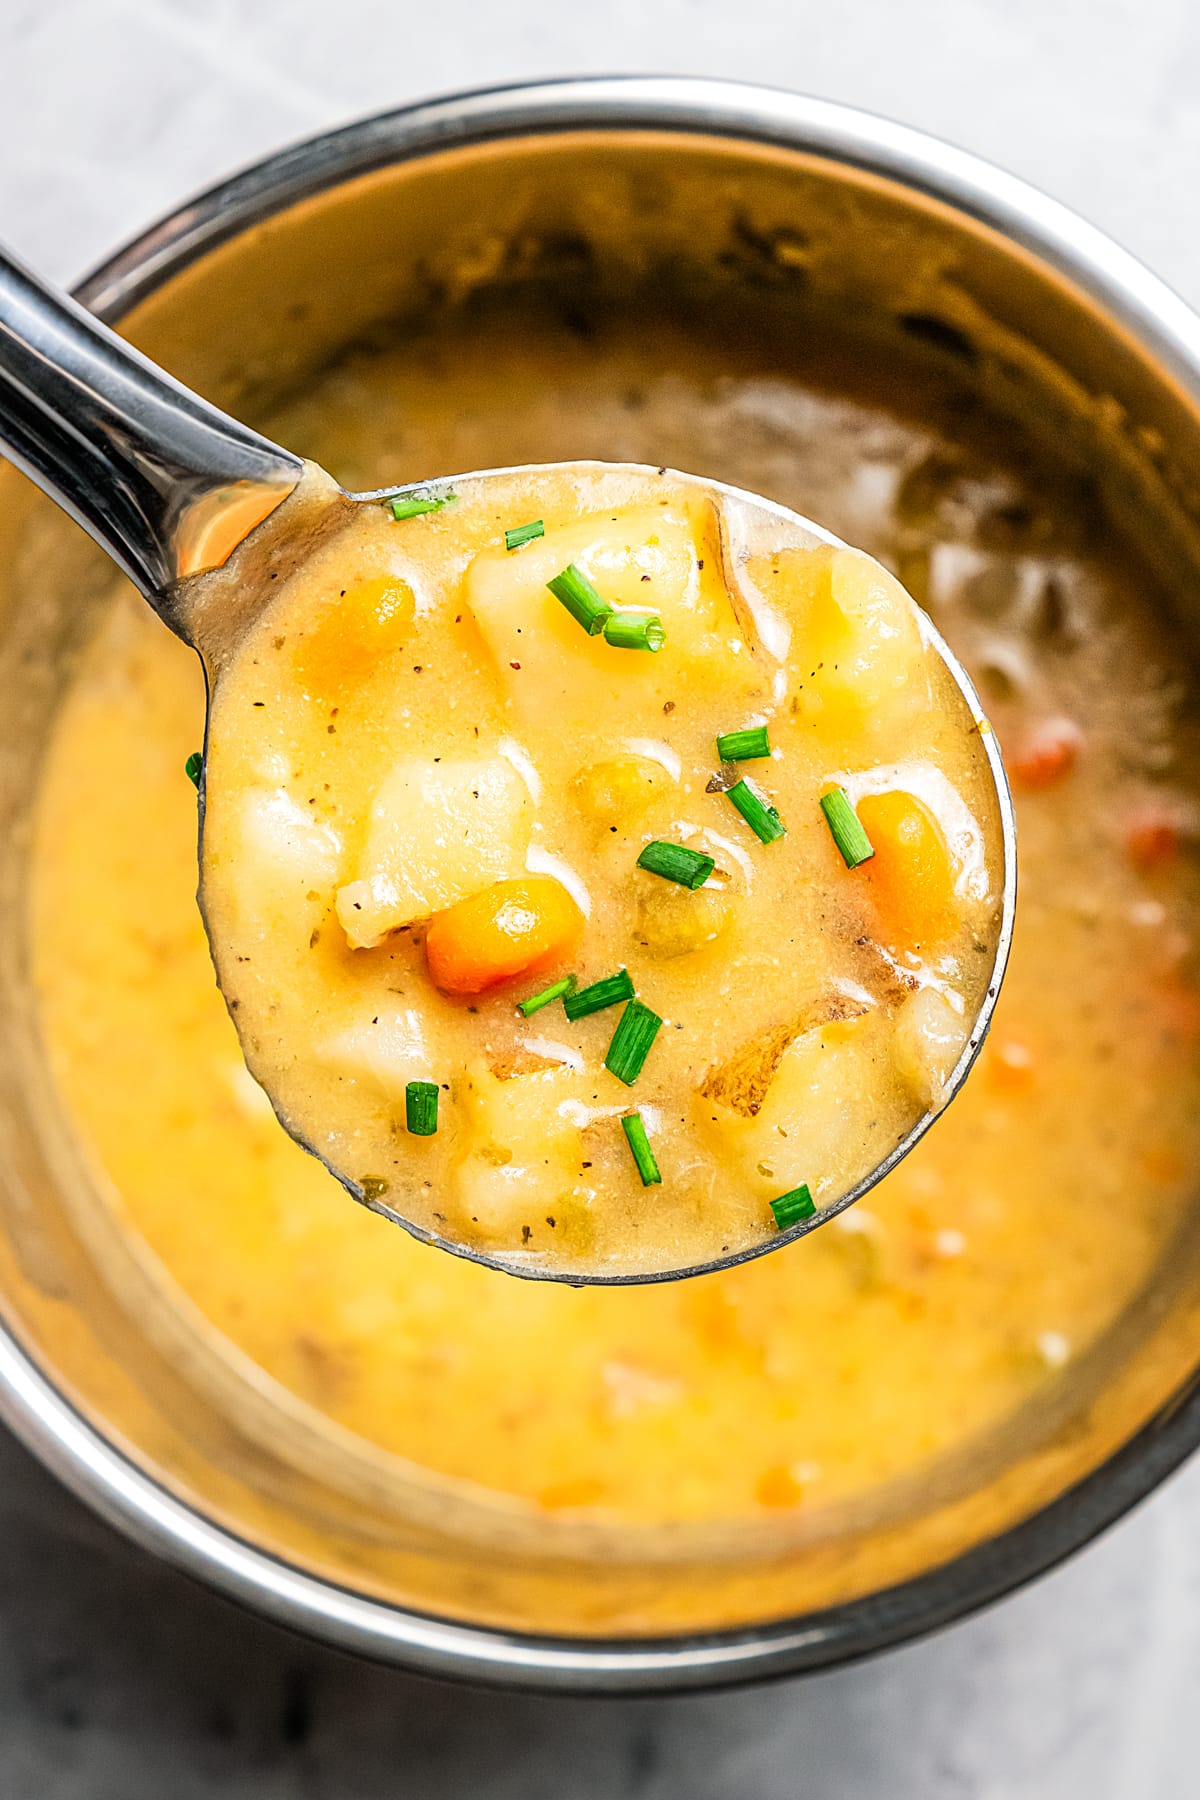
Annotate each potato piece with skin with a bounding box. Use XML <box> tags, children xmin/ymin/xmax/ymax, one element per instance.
<box><xmin>335</xmin><ymin>756</ymin><xmax>532</xmax><ymax>949</ymax></box>
<box><xmin>425</xmin><ymin>875</ymin><xmax>584</xmax><ymax>995</ymax></box>
<box><xmin>701</xmin><ymin>1008</ymin><xmax>908</xmax><ymax>1205</ymax></box>
<box><xmin>700</xmin><ymin>992</ymin><xmax>869</xmax><ymax>1117</ymax></box>
<box><xmin>455</xmin><ymin>1061</ymin><xmax>594</xmax><ymax>1243</ymax></box>
<box><xmin>465</xmin><ymin>504</ymin><xmax>741</xmax><ymax>720</ymax></box>
<box><xmin>892</xmin><ymin>986</ymin><xmax>969</xmax><ymax>1110</ymax></box>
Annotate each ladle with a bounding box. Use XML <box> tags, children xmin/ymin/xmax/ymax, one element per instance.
<box><xmin>0</xmin><ymin>241</ymin><xmax>1016</xmax><ymax>1285</ymax></box>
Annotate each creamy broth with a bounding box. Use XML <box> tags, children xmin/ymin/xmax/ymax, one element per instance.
<box><xmin>198</xmin><ymin>464</ymin><xmax>1003</xmax><ymax>1274</ymax></box>
<box><xmin>29</xmin><ymin>302</ymin><xmax>1200</xmax><ymax>1523</ymax></box>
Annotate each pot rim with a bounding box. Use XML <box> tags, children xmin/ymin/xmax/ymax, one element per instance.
<box><xmin>6</xmin><ymin>74</ymin><xmax>1200</xmax><ymax>1691</ymax></box>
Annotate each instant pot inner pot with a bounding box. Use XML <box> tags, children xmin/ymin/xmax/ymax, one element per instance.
<box><xmin>1</xmin><ymin>130</ymin><xmax>1199</xmax><ymax>1644</ymax></box>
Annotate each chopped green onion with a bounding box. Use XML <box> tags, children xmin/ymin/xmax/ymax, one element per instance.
<box><xmin>360</xmin><ymin>1176</ymin><xmax>390</xmax><ymax>1202</ymax></box>
<box><xmin>604</xmin><ymin>999</ymin><xmax>663</xmax><ymax>1086</ymax></box>
<box><xmin>405</xmin><ymin>1080</ymin><xmax>439</xmax><ymax>1136</ymax></box>
<box><xmin>621</xmin><ymin>1111</ymin><xmax>662</xmax><ymax>1186</ymax></box>
<box><xmin>517</xmin><ymin>974</ymin><xmax>577</xmax><ymax>1018</ymax></box>
<box><xmin>184</xmin><ymin>751</ymin><xmax>203</xmax><ymax>788</ymax></box>
<box><xmin>505</xmin><ymin>518</ymin><xmax>545</xmax><ymax>551</ymax></box>
<box><xmin>770</xmin><ymin>1184</ymin><xmax>815</xmax><ymax>1230</ymax></box>
<box><xmin>725</xmin><ymin>778</ymin><xmax>786</xmax><ymax>844</ymax></box>
<box><xmin>716</xmin><ymin>724</ymin><xmax>771</xmax><ymax>763</ymax></box>
<box><xmin>564</xmin><ymin>968</ymin><xmax>635</xmax><ymax>1021</ymax></box>
<box><xmin>547</xmin><ymin>563</ymin><xmax>613</xmax><ymax>636</ymax></box>
<box><xmin>603</xmin><ymin>610</ymin><xmax>665</xmax><ymax>652</ymax></box>
<box><xmin>388</xmin><ymin>492</ymin><xmax>455</xmax><ymax>521</ymax></box>
<box><xmin>819</xmin><ymin>786</ymin><xmax>875</xmax><ymax>869</ymax></box>
<box><xmin>636</xmin><ymin>841</ymin><xmax>715</xmax><ymax>889</ymax></box>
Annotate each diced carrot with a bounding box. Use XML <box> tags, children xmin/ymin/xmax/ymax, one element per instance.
<box><xmin>1008</xmin><ymin>716</ymin><xmax>1083</xmax><ymax>791</ymax></box>
<box><xmin>292</xmin><ymin>576</ymin><xmax>413</xmax><ymax>696</ymax></box>
<box><xmin>1126</xmin><ymin>807</ymin><xmax>1181</xmax><ymax>871</ymax></box>
<box><xmin>855</xmin><ymin>789</ymin><xmax>959</xmax><ymax>956</ymax></box>
<box><xmin>425</xmin><ymin>876</ymin><xmax>584</xmax><ymax>996</ymax></box>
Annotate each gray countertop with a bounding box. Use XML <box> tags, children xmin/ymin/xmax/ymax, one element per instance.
<box><xmin>3</xmin><ymin>0</ymin><xmax>1200</xmax><ymax>1792</ymax></box>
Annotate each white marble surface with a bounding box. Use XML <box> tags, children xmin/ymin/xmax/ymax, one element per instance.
<box><xmin>3</xmin><ymin>0</ymin><xmax>1200</xmax><ymax>1792</ymax></box>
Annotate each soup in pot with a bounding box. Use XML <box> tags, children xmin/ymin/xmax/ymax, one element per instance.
<box><xmin>29</xmin><ymin>299</ymin><xmax>1200</xmax><ymax>1524</ymax></box>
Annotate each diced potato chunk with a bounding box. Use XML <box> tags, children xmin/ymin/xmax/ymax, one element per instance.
<box><xmin>892</xmin><ymin>986</ymin><xmax>969</xmax><ymax>1109</ymax></box>
<box><xmin>789</xmin><ymin>547</ymin><xmax>927</xmax><ymax>732</ymax></box>
<box><xmin>464</xmin><ymin>504</ymin><xmax>739</xmax><ymax>720</ymax></box>
<box><xmin>223</xmin><ymin>787</ymin><xmax>343</xmax><ymax>937</ymax></box>
<box><xmin>335</xmin><ymin>756</ymin><xmax>532</xmax><ymax>949</ymax></box>
<box><xmin>634</xmin><ymin>883</ymin><xmax>731</xmax><ymax>959</ymax></box>
<box><xmin>701</xmin><ymin>1008</ymin><xmax>904</xmax><ymax>1203</ymax></box>
<box><xmin>454</xmin><ymin>1061</ymin><xmax>593</xmax><ymax>1242</ymax></box>
<box><xmin>571</xmin><ymin>755</ymin><xmax>674</xmax><ymax>831</ymax></box>
<box><xmin>317</xmin><ymin>1006</ymin><xmax>435</xmax><ymax>1101</ymax></box>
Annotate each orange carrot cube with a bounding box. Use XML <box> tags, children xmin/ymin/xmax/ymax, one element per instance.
<box><xmin>425</xmin><ymin>876</ymin><xmax>584</xmax><ymax>996</ymax></box>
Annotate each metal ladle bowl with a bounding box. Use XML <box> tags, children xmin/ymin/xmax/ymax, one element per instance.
<box><xmin>0</xmin><ymin>241</ymin><xmax>1015</xmax><ymax>1285</ymax></box>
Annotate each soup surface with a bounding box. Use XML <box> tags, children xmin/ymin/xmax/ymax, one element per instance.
<box><xmin>199</xmin><ymin>462</ymin><xmax>1004</xmax><ymax>1274</ymax></box>
<box><xmin>29</xmin><ymin>301</ymin><xmax>1200</xmax><ymax>1524</ymax></box>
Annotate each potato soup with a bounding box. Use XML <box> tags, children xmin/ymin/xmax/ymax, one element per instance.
<box><xmin>30</xmin><ymin>301</ymin><xmax>1200</xmax><ymax>1525</ymax></box>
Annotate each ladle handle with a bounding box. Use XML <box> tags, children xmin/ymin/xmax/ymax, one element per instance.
<box><xmin>0</xmin><ymin>241</ymin><xmax>301</xmax><ymax>603</ymax></box>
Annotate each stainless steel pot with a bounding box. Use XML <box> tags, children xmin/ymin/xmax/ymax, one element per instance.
<box><xmin>1</xmin><ymin>76</ymin><xmax>1199</xmax><ymax>1692</ymax></box>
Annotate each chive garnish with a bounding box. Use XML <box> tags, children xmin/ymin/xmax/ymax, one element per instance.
<box><xmin>621</xmin><ymin>1111</ymin><xmax>662</xmax><ymax>1186</ymax></box>
<box><xmin>716</xmin><ymin>725</ymin><xmax>770</xmax><ymax>763</ymax></box>
<box><xmin>563</xmin><ymin>968</ymin><xmax>635</xmax><ymax>1021</ymax></box>
<box><xmin>547</xmin><ymin>563</ymin><xmax>613</xmax><ymax>635</ymax></box>
<box><xmin>603</xmin><ymin>610</ymin><xmax>666</xmax><ymax>652</ymax></box>
<box><xmin>388</xmin><ymin>493</ymin><xmax>455</xmax><ymax>521</ymax></box>
<box><xmin>604</xmin><ymin>1000</ymin><xmax>663</xmax><ymax>1086</ymax></box>
<box><xmin>725</xmin><ymin>778</ymin><xmax>786</xmax><ymax>844</ymax></box>
<box><xmin>505</xmin><ymin>518</ymin><xmax>545</xmax><ymax>551</ymax></box>
<box><xmin>770</xmin><ymin>1184</ymin><xmax>816</xmax><ymax>1229</ymax></box>
<box><xmin>636</xmin><ymin>841</ymin><xmax>715</xmax><ymax>890</ymax></box>
<box><xmin>517</xmin><ymin>973</ymin><xmax>577</xmax><ymax>1018</ymax></box>
<box><xmin>184</xmin><ymin>751</ymin><xmax>203</xmax><ymax>787</ymax></box>
<box><xmin>820</xmin><ymin>786</ymin><xmax>875</xmax><ymax>869</ymax></box>
<box><xmin>405</xmin><ymin>1080</ymin><xmax>439</xmax><ymax>1136</ymax></box>
<box><xmin>360</xmin><ymin>1176</ymin><xmax>390</xmax><ymax>1202</ymax></box>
